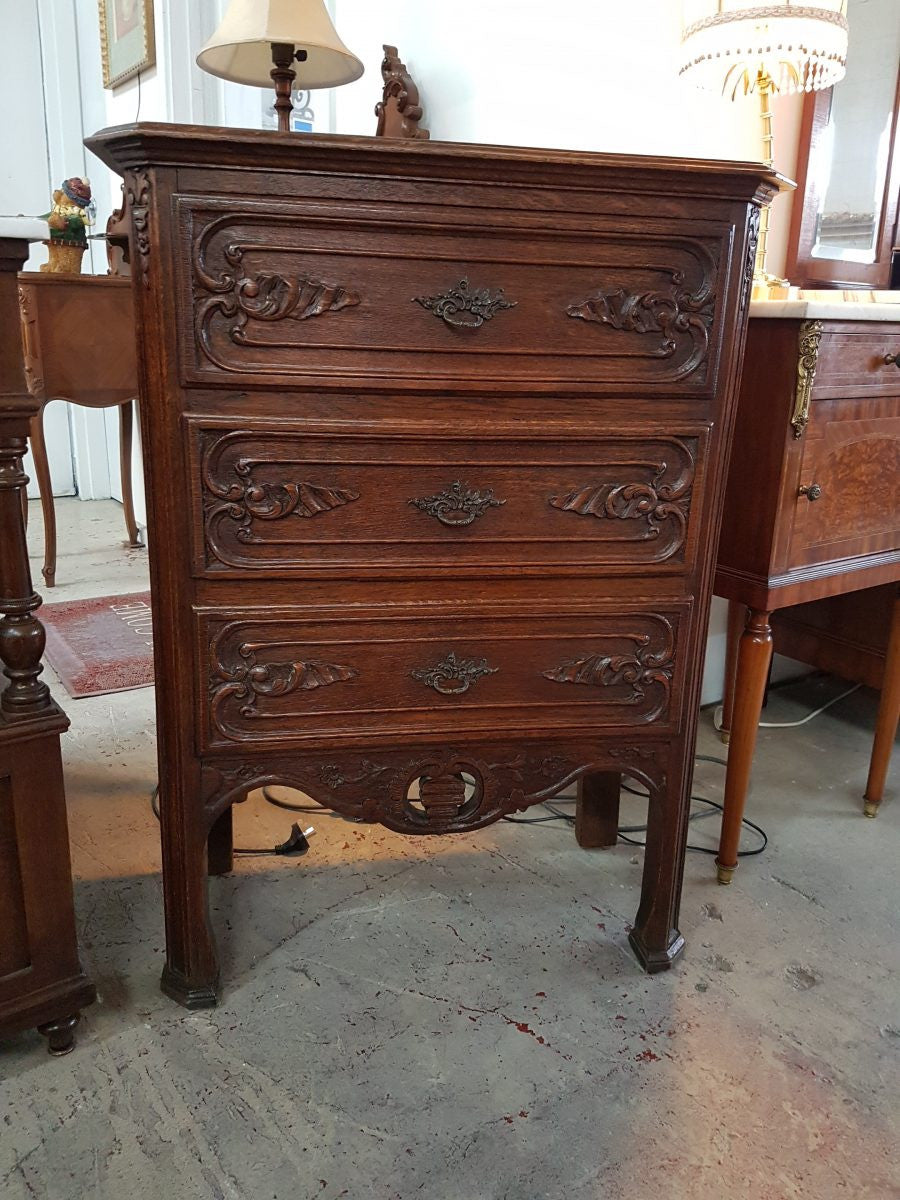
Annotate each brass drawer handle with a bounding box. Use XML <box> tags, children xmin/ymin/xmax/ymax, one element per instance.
<box><xmin>883</xmin><ymin>352</ymin><xmax>900</xmax><ymax>368</ymax></box>
<box><xmin>409</xmin><ymin>481</ymin><xmax>505</xmax><ymax>526</ymax></box>
<box><xmin>798</xmin><ymin>483</ymin><xmax>822</xmax><ymax>502</ymax></box>
<box><xmin>411</xmin><ymin>652</ymin><xmax>497</xmax><ymax>696</ymax></box>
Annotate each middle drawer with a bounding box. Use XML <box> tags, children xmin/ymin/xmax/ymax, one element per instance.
<box><xmin>189</xmin><ymin>420</ymin><xmax>705</xmax><ymax>578</ymax></box>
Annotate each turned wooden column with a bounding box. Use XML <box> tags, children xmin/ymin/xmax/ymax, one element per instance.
<box><xmin>0</xmin><ymin>237</ymin><xmax>95</xmax><ymax>1055</ymax></box>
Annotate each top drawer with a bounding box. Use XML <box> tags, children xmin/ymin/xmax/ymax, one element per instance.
<box><xmin>811</xmin><ymin>324</ymin><xmax>900</xmax><ymax>399</ymax></box>
<box><xmin>179</xmin><ymin>200</ymin><xmax>730</xmax><ymax>395</ymax></box>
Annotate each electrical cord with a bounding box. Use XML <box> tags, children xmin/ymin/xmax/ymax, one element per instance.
<box><xmin>149</xmin><ymin>786</ymin><xmax>314</xmax><ymax>857</ymax></box>
<box><xmin>713</xmin><ymin>677</ymin><xmax>862</xmax><ymax>734</ymax></box>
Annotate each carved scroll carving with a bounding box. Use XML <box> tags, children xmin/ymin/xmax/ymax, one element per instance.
<box><xmin>411</xmin><ymin>651</ymin><xmax>498</xmax><ymax>696</ymax></box>
<box><xmin>414</xmin><ymin>278</ymin><xmax>516</xmax><ymax>329</ymax></box>
<box><xmin>566</xmin><ymin>255</ymin><xmax>716</xmax><ymax>377</ymax></box>
<box><xmin>203</xmin><ymin>454</ymin><xmax>359</xmax><ymax>545</ymax></box>
<box><xmin>375</xmin><ymin>45</ymin><xmax>430</xmax><ymax>140</ymax></box>
<box><xmin>791</xmin><ymin>319</ymin><xmax>824</xmax><ymax>439</ymax></box>
<box><xmin>549</xmin><ymin>464</ymin><xmax>692</xmax><ymax>552</ymax></box>
<box><xmin>542</xmin><ymin>618</ymin><xmax>675</xmax><ymax>719</ymax></box>
<box><xmin>210</xmin><ymin>643</ymin><xmax>358</xmax><ymax>721</ymax></box>
<box><xmin>195</xmin><ymin>236</ymin><xmax>359</xmax><ymax>357</ymax></box>
<box><xmin>409</xmin><ymin>480</ymin><xmax>505</xmax><ymax>527</ymax></box>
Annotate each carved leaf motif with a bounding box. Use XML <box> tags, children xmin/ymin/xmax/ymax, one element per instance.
<box><xmin>211</xmin><ymin>644</ymin><xmax>358</xmax><ymax>720</ymax></box>
<box><xmin>566</xmin><ymin>264</ymin><xmax>715</xmax><ymax>376</ymax></box>
<box><xmin>195</xmin><ymin>234</ymin><xmax>360</xmax><ymax>353</ymax></box>
<box><xmin>549</xmin><ymin>468</ymin><xmax>690</xmax><ymax>547</ymax></box>
<box><xmin>542</xmin><ymin>625</ymin><xmax>675</xmax><ymax>713</ymax></box>
<box><xmin>204</xmin><ymin>457</ymin><xmax>359</xmax><ymax>547</ymax></box>
<box><xmin>414</xmin><ymin>278</ymin><xmax>516</xmax><ymax>329</ymax></box>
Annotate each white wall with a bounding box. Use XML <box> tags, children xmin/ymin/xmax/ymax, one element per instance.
<box><xmin>11</xmin><ymin>0</ymin><xmax>810</xmax><ymax>702</ymax></box>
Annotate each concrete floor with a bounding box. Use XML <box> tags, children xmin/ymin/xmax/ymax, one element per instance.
<box><xmin>1</xmin><ymin>499</ymin><xmax>898</xmax><ymax>1200</ymax></box>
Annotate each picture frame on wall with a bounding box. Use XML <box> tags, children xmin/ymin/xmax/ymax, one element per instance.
<box><xmin>98</xmin><ymin>0</ymin><xmax>156</xmax><ymax>89</ymax></box>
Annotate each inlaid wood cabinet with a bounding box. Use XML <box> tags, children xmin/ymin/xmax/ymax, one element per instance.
<box><xmin>86</xmin><ymin>123</ymin><xmax>778</xmax><ymax>1006</ymax></box>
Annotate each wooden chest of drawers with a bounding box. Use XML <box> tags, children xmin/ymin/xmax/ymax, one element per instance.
<box><xmin>87</xmin><ymin>123</ymin><xmax>777</xmax><ymax>1006</ymax></box>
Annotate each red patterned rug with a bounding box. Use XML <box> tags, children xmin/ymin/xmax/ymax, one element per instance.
<box><xmin>39</xmin><ymin>592</ymin><xmax>154</xmax><ymax>698</ymax></box>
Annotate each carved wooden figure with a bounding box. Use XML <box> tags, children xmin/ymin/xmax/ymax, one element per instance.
<box><xmin>375</xmin><ymin>45</ymin><xmax>429</xmax><ymax>140</ymax></box>
<box><xmin>86</xmin><ymin>123</ymin><xmax>779</xmax><ymax>1006</ymax></box>
<box><xmin>0</xmin><ymin>236</ymin><xmax>95</xmax><ymax>1055</ymax></box>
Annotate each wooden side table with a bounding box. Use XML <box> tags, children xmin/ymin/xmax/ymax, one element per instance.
<box><xmin>17</xmin><ymin>273</ymin><xmax>140</xmax><ymax>586</ymax></box>
<box><xmin>715</xmin><ymin>306</ymin><xmax>900</xmax><ymax>883</ymax></box>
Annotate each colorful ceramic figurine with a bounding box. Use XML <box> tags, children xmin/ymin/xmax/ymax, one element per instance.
<box><xmin>40</xmin><ymin>177</ymin><xmax>94</xmax><ymax>273</ymax></box>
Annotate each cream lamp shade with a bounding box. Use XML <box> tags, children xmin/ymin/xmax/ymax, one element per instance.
<box><xmin>680</xmin><ymin>1</ymin><xmax>848</xmax><ymax>296</ymax></box>
<box><xmin>197</xmin><ymin>0</ymin><xmax>364</xmax><ymax>90</ymax></box>
<box><xmin>679</xmin><ymin>0</ymin><xmax>848</xmax><ymax>97</ymax></box>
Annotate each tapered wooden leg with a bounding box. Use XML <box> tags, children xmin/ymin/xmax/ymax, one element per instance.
<box><xmin>38</xmin><ymin>1012</ymin><xmax>79</xmax><ymax>1056</ymax></box>
<box><xmin>29</xmin><ymin>410</ymin><xmax>56</xmax><ymax>587</ymax></box>
<box><xmin>575</xmin><ymin>771</ymin><xmax>620</xmax><ymax>848</ymax></box>
<box><xmin>629</xmin><ymin>769</ymin><xmax>688</xmax><ymax>973</ymax></box>
<box><xmin>159</xmin><ymin>798</ymin><xmax>220</xmax><ymax>1010</ymax></box>
<box><xmin>716</xmin><ymin>608</ymin><xmax>773</xmax><ymax>884</ymax></box>
<box><xmin>720</xmin><ymin>600</ymin><xmax>746</xmax><ymax>745</ymax></box>
<box><xmin>863</xmin><ymin>590</ymin><xmax>900</xmax><ymax>817</ymax></box>
<box><xmin>119</xmin><ymin>400</ymin><xmax>141</xmax><ymax>547</ymax></box>
<box><xmin>207</xmin><ymin>804</ymin><xmax>234</xmax><ymax>876</ymax></box>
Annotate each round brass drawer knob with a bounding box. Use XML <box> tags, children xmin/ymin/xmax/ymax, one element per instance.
<box><xmin>799</xmin><ymin>482</ymin><xmax>823</xmax><ymax>502</ymax></box>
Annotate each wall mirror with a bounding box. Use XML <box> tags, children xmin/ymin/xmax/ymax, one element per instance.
<box><xmin>786</xmin><ymin>0</ymin><xmax>900</xmax><ymax>288</ymax></box>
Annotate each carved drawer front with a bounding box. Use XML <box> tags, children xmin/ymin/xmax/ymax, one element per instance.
<box><xmin>789</xmin><ymin>396</ymin><xmax>900</xmax><ymax>569</ymax></box>
<box><xmin>191</xmin><ymin>422</ymin><xmax>704</xmax><ymax>577</ymax></box>
<box><xmin>199</xmin><ymin>603</ymin><xmax>688</xmax><ymax>750</ymax></box>
<box><xmin>808</xmin><ymin>324</ymin><xmax>900</xmax><ymax>400</ymax></box>
<box><xmin>182</xmin><ymin>201</ymin><xmax>726</xmax><ymax>393</ymax></box>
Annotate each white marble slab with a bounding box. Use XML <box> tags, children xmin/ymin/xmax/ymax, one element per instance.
<box><xmin>0</xmin><ymin>216</ymin><xmax>46</xmax><ymax>240</ymax></box>
<box><xmin>750</xmin><ymin>299</ymin><xmax>900</xmax><ymax>322</ymax></box>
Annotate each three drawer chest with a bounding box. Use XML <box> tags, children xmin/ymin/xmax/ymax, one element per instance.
<box><xmin>87</xmin><ymin>123</ymin><xmax>779</xmax><ymax>1006</ymax></box>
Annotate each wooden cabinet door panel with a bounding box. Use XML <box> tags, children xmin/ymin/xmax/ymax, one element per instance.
<box><xmin>789</xmin><ymin>396</ymin><xmax>900</xmax><ymax>567</ymax></box>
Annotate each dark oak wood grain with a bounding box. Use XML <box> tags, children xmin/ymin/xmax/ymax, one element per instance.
<box><xmin>85</xmin><ymin>122</ymin><xmax>780</xmax><ymax>1005</ymax></box>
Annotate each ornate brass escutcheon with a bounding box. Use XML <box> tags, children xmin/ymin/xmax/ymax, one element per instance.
<box><xmin>409</xmin><ymin>480</ymin><xmax>505</xmax><ymax>526</ymax></box>
<box><xmin>413</xmin><ymin>278</ymin><xmax>516</xmax><ymax>329</ymax></box>
<box><xmin>411</xmin><ymin>651</ymin><xmax>498</xmax><ymax>695</ymax></box>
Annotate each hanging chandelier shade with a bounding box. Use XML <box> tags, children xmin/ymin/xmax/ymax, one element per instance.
<box><xmin>679</xmin><ymin>1</ymin><xmax>848</xmax><ymax>98</ymax></box>
<box><xmin>196</xmin><ymin>0</ymin><xmax>364</xmax><ymax>90</ymax></box>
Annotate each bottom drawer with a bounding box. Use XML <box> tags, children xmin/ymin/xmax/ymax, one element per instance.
<box><xmin>198</xmin><ymin>598</ymin><xmax>690</xmax><ymax>750</ymax></box>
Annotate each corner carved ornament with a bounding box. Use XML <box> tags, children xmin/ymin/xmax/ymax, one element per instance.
<box><xmin>566</xmin><ymin>243</ymin><xmax>717</xmax><ymax>379</ymax></box>
<box><xmin>17</xmin><ymin>286</ymin><xmax>44</xmax><ymax>398</ymax></box>
<box><xmin>791</xmin><ymin>319</ymin><xmax>824</xmax><ymax>439</ymax></box>
<box><xmin>193</xmin><ymin>221</ymin><xmax>360</xmax><ymax>364</ymax></box>
<box><xmin>125</xmin><ymin>170</ymin><xmax>152</xmax><ymax>289</ymax></box>
<box><xmin>741</xmin><ymin>205</ymin><xmax>761</xmax><ymax>313</ymax></box>
<box><xmin>200</xmin><ymin>743</ymin><xmax>664</xmax><ymax>837</ymax></box>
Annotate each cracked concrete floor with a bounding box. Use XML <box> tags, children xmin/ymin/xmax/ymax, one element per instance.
<box><xmin>1</xmin><ymin>500</ymin><xmax>898</xmax><ymax>1199</ymax></box>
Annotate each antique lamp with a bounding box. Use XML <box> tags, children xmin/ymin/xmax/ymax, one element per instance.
<box><xmin>197</xmin><ymin>0</ymin><xmax>364</xmax><ymax>133</ymax></box>
<box><xmin>680</xmin><ymin>0</ymin><xmax>848</xmax><ymax>296</ymax></box>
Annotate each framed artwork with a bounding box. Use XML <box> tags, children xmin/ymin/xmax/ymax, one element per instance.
<box><xmin>98</xmin><ymin>0</ymin><xmax>156</xmax><ymax>89</ymax></box>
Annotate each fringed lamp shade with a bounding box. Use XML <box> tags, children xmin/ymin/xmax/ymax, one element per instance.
<box><xmin>680</xmin><ymin>1</ymin><xmax>848</xmax><ymax>98</ymax></box>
